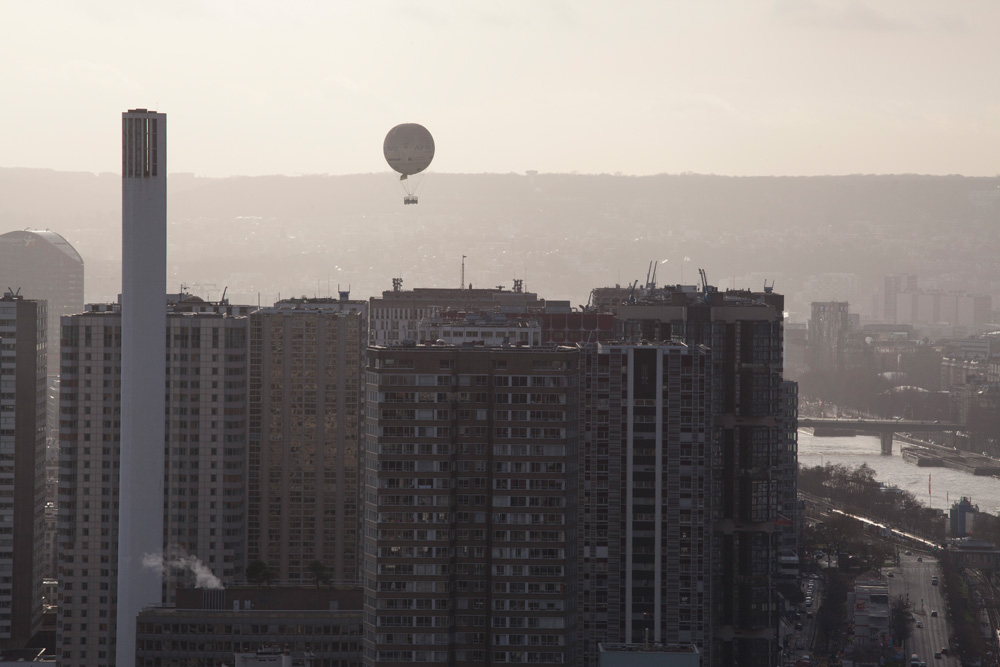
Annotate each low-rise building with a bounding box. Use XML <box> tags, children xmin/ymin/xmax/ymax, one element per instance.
<box><xmin>597</xmin><ymin>642</ymin><xmax>700</xmax><ymax>667</ymax></box>
<box><xmin>135</xmin><ymin>587</ymin><xmax>362</xmax><ymax>667</ymax></box>
<box><xmin>848</xmin><ymin>576</ymin><xmax>890</xmax><ymax>647</ymax></box>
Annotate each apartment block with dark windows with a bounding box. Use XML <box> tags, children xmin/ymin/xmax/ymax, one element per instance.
<box><xmin>363</xmin><ymin>344</ymin><xmax>579</xmax><ymax>666</ymax></box>
<box><xmin>0</xmin><ymin>293</ymin><xmax>46</xmax><ymax>649</ymax></box>
<box><xmin>613</xmin><ymin>285</ymin><xmax>789</xmax><ymax>667</ymax></box>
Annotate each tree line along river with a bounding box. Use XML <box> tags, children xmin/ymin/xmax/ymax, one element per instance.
<box><xmin>797</xmin><ymin>429</ymin><xmax>1000</xmax><ymax>516</ymax></box>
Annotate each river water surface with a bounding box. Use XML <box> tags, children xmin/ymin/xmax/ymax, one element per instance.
<box><xmin>798</xmin><ymin>429</ymin><xmax>1000</xmax><ymax>516</ymax></box>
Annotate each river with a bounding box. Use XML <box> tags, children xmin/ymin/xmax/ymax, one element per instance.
<box><xmin>798</xmin><ymin>429</ymin><xmax>1000</xmax><ymax>516</ymax></box>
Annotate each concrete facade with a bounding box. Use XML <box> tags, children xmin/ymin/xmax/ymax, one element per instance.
<box><xmin>577</xmin><ymin>342</ymin><xmax>712</xmax><ymax>666</ymax></box>
<box><xmin>135</xmin><ymin>587</ymin><xmax>362</xmax><ymax>667</ymax></box>
<box><xmin>0</xmin><ymin>294</ymin><xmax>46</xmax><ymax>647</ymax></box>
<box><xmin>613</xmin><ymin>286</ymin><xmax>790</xmax><ymax>667</ymax></box>
<box><xmin>368</xmin><ymin>283</ymin><xmax>542</xmax><ymax>346</ymax></box>
<box><xmin>363</xmin><ymin>344</ymin><xmax>579</xmax><ymax>666</ymax></box>
<box><xmin>57</xmin><ymin>298</ymin><xmax>253</xmax><ymax>666</ymax></box>
<box><xmin>118</xmin><ymin>108</ymin><xmax>167</xmax><ymax>667</ymax></box>
<box><xmin>247</xmin><ymin>297</ymin><xmax>367</xmax><ymax>586</ymax></box>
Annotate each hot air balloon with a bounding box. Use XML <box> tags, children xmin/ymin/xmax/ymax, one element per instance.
<box><xmin>383</xmin><ymin>123</ymin><xmax>434</xmax><ymax>205</ymax></box>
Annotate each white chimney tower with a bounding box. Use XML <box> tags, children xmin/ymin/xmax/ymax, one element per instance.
<box><xmin>117</xmin><ymin>108</ymin><xmax>167</xmax><ymax>666</ymax></box>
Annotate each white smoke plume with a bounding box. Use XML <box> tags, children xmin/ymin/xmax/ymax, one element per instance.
<box><xmin>142</xmin><ymin>546</ymin><xmax>224</xmax><ymax>589</ymax></box>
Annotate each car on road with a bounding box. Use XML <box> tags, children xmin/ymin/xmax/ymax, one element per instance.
<box><xmin>934</xmin><ymin>652</ymin><xmax>941</xmax><ymax>659</ymax></box>
<box><xmin>918</xmin><ymin>556</ymin><xmax>923</xmax><ymax>562</ymax></box>
<box><xmin>906</xmin><ymin>550</ymin><xmax>912</xmax><ymax>555</ymax></box>
<box><xmin>795</xmin><ymin>622</ymin><xmax>803</xmax><ymax>630</ymax></box>
<box><xmin>795</xmin><ymin>640</ymin><xmax>805</xmax><ymax>650</ymax></box>
<box><xmin>931</xmin><ymin>610</ymin><xmax>938</xmax><ymax>617</ymax></box>
<box><xmin>888</xmin><ymin>571</ymin><xmax>894</xmax><ymax>577</ymax></box>
<box><xmin>931</xmin><ymin>576</ymin><xmax>938</xmax><ymax>585</ymax></box>
<box><xmin>916</xmin><ymin>620</ymin><xmax>923</xmax><ymax>628</ymax></box>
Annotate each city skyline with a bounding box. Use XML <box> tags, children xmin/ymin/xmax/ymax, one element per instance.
<box><xmin>1</xmin><ymin>1</ymin><xmax>999</xmax><ymax>178</ymax></box>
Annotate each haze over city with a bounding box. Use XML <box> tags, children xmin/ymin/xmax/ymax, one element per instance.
<box><xmin>4</xmin><ymin>3</ymin><xmax>1000</xmax><ymax>667</ymax></box>
<box><xmin>2</xmin><ymin>0</ymin><xmax>999</xmax><ymax>178</ymax></box>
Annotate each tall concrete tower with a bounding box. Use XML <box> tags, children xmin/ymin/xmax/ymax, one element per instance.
<box><xmin>117</xmin><ymin>108</ymin><xmax>166</xmax><ymax>667</ymax></box>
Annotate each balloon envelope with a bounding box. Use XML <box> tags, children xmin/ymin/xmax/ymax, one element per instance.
<box><xmin>383</xmin><ymin>123</ymin><xmax>435</xmax><ymax>176</ymax></box>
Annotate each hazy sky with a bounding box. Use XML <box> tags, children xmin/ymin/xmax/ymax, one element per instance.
<box><xmin>2</xmin><ymin>0</ymin><xmax>998</xmax><ymax>178</ymax></box>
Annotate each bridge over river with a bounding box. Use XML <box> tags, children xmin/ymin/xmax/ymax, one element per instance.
<box><xmin>798</xmin><ymin>418</ymin><xmax>961</xmax><ymax>455</ymax></box>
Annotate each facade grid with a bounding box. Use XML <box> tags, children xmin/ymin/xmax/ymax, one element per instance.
<box><xmin>363</xmin><ymin>344</ymin><xmax>579</xmax><ymax>666</ymax></box>
<box><xmin>57</xmin><ymin>298</ymin><xmax>252</xmax><ymax>666</ymax></box>
<box><xmin>0</xmin><ymin>294</ymin><xmax>46</xmax><ymax>648</ymax></box>
<box><xmin>247</xmin><ymin>297</ymin><xmax>367</xmax><ymax>586</ymax></box>
<box><xmin>614</xmin><ymin>286</ymin><xmax>790</xmax><ymax>667</ymax></box>
<box><xmin>577</xmin><ymin>342</ymin><xmax>712</xmax><ymax>666</ymax></box>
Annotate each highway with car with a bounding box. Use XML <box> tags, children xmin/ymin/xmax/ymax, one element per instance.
<box><xmin>887</xmin><ymin>551</ymin><xmax>956</xmax><ymax>665</ymax></box>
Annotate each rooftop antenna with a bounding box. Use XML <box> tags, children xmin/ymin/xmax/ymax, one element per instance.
<box><xmin>461</xmin><ymin>255</ymin><xmax>466</xmax><ymax>290</ymax></box>
<box><xmin>221</xmin><ymin>286</ymin><xmax>228</xmax><ymax>304</ymax></box>
<box><xmin>392</xmin><ymin>277</ymin><xmax>403</xmax><ymax>293</ymax></box>
<box><xmin>763</xmin><ymin>279</ymin><xmax>774</xmax><ymax>294</ymax></box>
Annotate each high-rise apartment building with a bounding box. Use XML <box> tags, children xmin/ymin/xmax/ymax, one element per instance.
<box><xmin>0</xmin><ymin>293</ymin><xmax>46</xmax><ymax>648</ymax></box>
<box><xmin>118</xmin><ymin>107</ymin><xmax>167</xmax><ymax>666</ymax></box>
<box><xmin>57</xmin><ymin>304</ymin><xmax>122</xmax><ymax>666</ymax></box>
<box><xmin>577</xmin><ymin>342</ymin><xmax>713</xmax><ymax>666</ymax></box>
<box><xmin>247</xmin><ymin>296</ymin><xmax>367</xmax><ymax>586</ymax></box>
<box><xmin>57</xmin><ymin>297</ymin><xmax>252</xmax><ymax>666</ymax></box>
<box><xmin>614</xmin><ymin>285</ymin><xmax>790</xmax><ymax>666</ymax></box>
<box><xmin>363</xmin><ymin>344</ymin><xmax>579</xmax><ymax>666</ymax></box>
<box><xmin>0</xmin><ymin>230</ymin><xmax>86</xmax><ymax>584</ymax></box>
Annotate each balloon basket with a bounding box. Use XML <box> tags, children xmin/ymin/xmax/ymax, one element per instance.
<box><xmin>403</xmin><ymin>195</ymin><xmax>419</xmax><ymax>205</ymax></box>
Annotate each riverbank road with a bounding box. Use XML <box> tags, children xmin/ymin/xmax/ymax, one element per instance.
<box><xmin>887</xmin><ymin>551</ymin><xmax>957</xmax><ymax>664</ymax></box>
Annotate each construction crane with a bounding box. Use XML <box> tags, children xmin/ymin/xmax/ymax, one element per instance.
<box><xmin>645</xmin><ymin>260</ymin><xmax>658</xmax><ymax>291</ymax></box>
<box><xmin>627</xmin><ymin>280</ymin><xmax>639</xmax><ymax>305</ymax></box>
<box><xmin>698</xmin><ymin>268</ymin><xmax>715</xmax><ymax>304</ymax></box>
